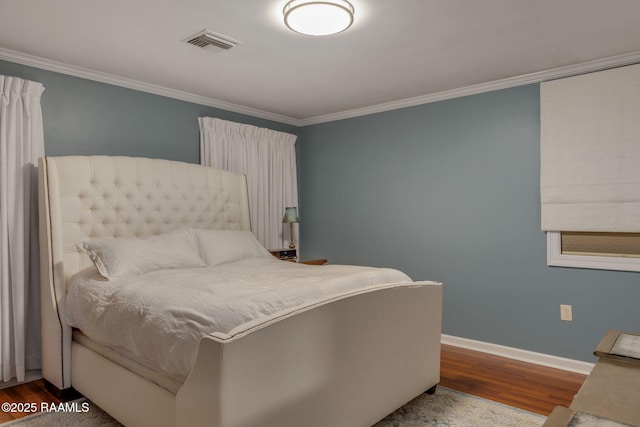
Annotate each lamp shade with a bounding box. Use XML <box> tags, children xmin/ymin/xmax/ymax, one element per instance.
<box><xmin>282</xmin><ymin>207</ymin><xmax>299</xmax><ymax>223</ymax></box>
<box><xmin>283</xmin><ymin>0</ymin><xmax>355</xmax><ymax>36</ymax></box>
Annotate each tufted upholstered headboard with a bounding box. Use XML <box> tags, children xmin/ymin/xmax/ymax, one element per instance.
<box><xmin>38</xmin><ymin>156</ymin><xmax>251</xmax><ymax>390</ymax></box>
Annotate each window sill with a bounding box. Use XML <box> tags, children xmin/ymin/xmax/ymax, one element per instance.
<box><xmin>547</xmin><ymin>232</ymin><xmax>640</xmax><ymax>273</ymax></box>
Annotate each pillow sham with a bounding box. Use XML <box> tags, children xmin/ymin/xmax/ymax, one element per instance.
<box><xmin>193</xmin><ymin>229</ymin><xmax>272</xmax><ymax>266</ymax></box>
<box><xmin>77</xmin><ymin>228</ymin><xmax>204</xmax><ymax>280</ymax></box>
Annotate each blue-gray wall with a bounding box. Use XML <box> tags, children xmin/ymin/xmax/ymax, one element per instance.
<box><xmin>0</xmin><ymin>59</ymin><xmax>299</xmax><ymax>160</ymax></box>
<box><xmin>298</xmin><ymin>85</ymin><xmax>639</xmax><ymax>363</ymax></box>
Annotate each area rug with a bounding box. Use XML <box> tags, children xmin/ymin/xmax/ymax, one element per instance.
<box><xmin>2</xmin><ymin>387</ymin><xmax>545</xmax><ymax>426</ymax></box>
<box><xmin>374</xmin><ymin>387</ymin><xmax>545</xmax><ymax>427</ymax></box>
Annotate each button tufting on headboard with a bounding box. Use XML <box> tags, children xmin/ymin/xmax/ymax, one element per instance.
<box><xmin>43</xmin><ymin>156</ymin><xmax>251</xmax><ymax>280</ymax></box>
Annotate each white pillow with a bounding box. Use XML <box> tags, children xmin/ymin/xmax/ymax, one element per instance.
<box><xmin>77</xmin><ymin>228</ymin><xmax>204</xmax><ymax>280</ymax></box>
<box><xmin>194</xmin><ymin>229</ymin><xmax>272</xmax><ymax>266</ymax></box>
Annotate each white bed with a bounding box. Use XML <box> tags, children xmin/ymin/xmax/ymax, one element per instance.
<box><xmin>38</xmin><ymin>155</ymin><xmax>443</xmax><ymax>427</ymax></box>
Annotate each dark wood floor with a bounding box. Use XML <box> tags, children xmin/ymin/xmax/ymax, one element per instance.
<box><xmin>0</xmin><ymin>344</ymin><xmax>587</xmax><ymax>423</ymax></box>
<box><xmin>440</xmin><ymin>344</ymin><xmax>587</xmax><ymax>415</ymax></box>
<box><xmin>0</xmin><ymin>378</ymin><xmax>61</xmax><ymax>422</ymax></box>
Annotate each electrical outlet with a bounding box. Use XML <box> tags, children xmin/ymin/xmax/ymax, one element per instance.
<box><xmin>560</xmin><ymin>304</ymin><xmax>573</xmax><ymax>321</ymax></box>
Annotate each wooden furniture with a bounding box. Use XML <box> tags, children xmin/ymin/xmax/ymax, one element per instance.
<box><xmin>39</xmin><ymin>156</ymin><xmax>443</xmax><ymax>427</ymax></box>
<box><xmin>544</xmin><ymin>330</ymin><xmax>640</xmax><ymax>427</ymax></box>
<box><xmin>269</xmin><ymin>248</ymin><xmax>327</xmax><ymax>265</ymax></box>
<box><xmin>268</xmin><ymin>248</ymin><xmax>297</xmax><ymax>260</ymax></box>
<box><xmin>297</xmin><ymin>258</ymin><xmax>328</xmax><ymax>265</ymax></box>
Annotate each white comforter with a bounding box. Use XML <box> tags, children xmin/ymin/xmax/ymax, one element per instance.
<box><xmin>66</xmin><ymin>258</ymin><xmax>412</xmax><ymax>381</ymax></box>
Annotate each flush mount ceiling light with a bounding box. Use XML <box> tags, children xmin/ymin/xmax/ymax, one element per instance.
<box><xmin>283</xmin><ymin>0</ymin><xmax>355</xmax><ymax>36</ymax></box>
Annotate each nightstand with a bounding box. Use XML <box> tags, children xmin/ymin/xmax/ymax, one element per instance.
<box><xmin>269</xmin><ymin>248</ymin><xmax>297</xmax><ymax>261</ymax></box>
<box><xmin>269</xmin><ymin>249</ymin><xmax>327</xmax><ymax>265</ymax></box>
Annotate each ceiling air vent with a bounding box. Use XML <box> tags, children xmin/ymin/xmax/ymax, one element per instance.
<box><xmin>184</xmin><ymin>30</ymin><xmax>242</xmax><ymax>50</ymax></box>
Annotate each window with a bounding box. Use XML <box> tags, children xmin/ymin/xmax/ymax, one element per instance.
<box><xmin>540</xmin><ymin>64</ymin><xmax>640</xmax><ymax>272</ymax></box>
<box><xmin>561</xmin><ymin>232</ymin><xmax>640</xmax><ymax>258</ymax></box>
<box><xmin>547</xmin><ymin>232</ymin><xmax>640</xmax><ymax>272</ymax></box>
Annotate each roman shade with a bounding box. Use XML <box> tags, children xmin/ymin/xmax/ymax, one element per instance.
<box><xmin>540</xmin><ymin>64</ymin><xmax>640</xmax><ymax>232</ymax></box>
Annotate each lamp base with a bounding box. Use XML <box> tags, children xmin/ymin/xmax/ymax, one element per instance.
<box><xmin>288</xmin><ymin>222</ymin><xmax>296</xmax><ymax>249</ymax></box>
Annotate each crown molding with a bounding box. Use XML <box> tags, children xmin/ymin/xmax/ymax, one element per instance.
<box><xmin>0</xmin><ymin>47</ymin><xmax>302</xmax><ymax>127</ymax></box>
<box><xmin>3</xmin><ymin>46</ymin><xmax>640</xmax><ymax>128</ymax></box>
<box><xmin>300</xmin><ymin>50</ymin><xmax>640</xmax><ymax>126</ymax></box>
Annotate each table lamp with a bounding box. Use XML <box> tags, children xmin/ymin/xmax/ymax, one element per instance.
<box><xmin>282</xmin><ymin>207</ymin><xmax>299</xmax><ymax>249</ymax></box>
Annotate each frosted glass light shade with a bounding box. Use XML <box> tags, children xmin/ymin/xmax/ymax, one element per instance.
<box><xmin>282</xmin><ymin>207</ymin><xmax>299</xmax><ymax>223</ymax></box>
<box><xmin>283</xmin><ymin>0</ymin><xmax>355</xmax><ymax>36</ymax></box>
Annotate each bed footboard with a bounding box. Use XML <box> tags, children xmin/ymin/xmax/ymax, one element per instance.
<box><xmin>177</xmin><ymin>281</ymin><xmax>442</xmax><ymax>427</ymax></box>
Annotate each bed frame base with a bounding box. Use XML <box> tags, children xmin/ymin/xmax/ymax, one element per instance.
<box><xmin>177</xmin><ymin>282</ymin><xmax>442</xmax><ymax>427</ymax></box>
<box><xmin>71</xmin><ymin>342</ymin><xmax>176</xmax><ymax>427</ymax></box>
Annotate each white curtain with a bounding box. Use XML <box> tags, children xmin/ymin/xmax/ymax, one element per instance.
<box><xmin>0</xmin><ymin>76</ymin><xmax>45</xmax><ymax>383</ymax></box>
<box><xmin>199</xmin><ymin>117</ymin><xmax>298</xmax><ymax>250</ymax></box>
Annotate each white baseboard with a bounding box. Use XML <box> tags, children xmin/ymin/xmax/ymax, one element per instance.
<box><xmin>0</xmin><ymin>370</ymin><xmax>42</xmax><ymax>390</ymax></box>
<box><xmin>442</xmin><ymin>334</ymin><xmax>594</xmax><ymax>375</ymax></box>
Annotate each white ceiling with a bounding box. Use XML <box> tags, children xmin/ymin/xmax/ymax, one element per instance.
<box><xmin>2</xmin><ymin>0</ymin><xmax>640</xmax><ymax>125</ymax></box>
